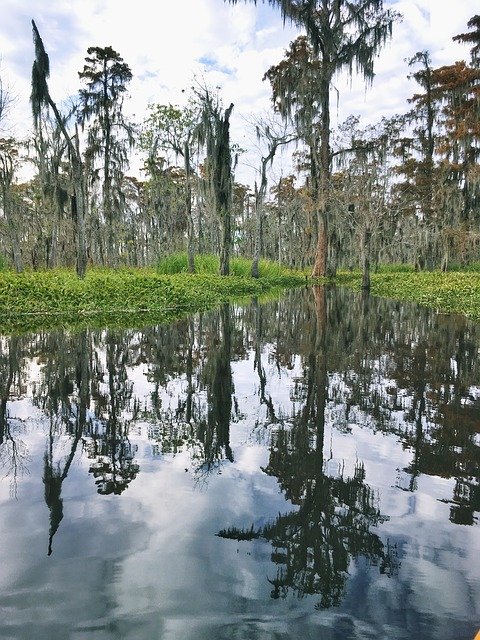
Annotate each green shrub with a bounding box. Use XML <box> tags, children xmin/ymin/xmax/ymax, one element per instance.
<box><xmin>157</xmin><ymin>253</ymin><xmax>189</xmax><ymax>274</ymax></box>
<box><xmin>157</xmin><ymin>252</ymin><xmax>304</xmax><ymax>282</ymax></box>
<box><xmin>335</xmin><ymin>268</ymin><xmax>480</xmax><ymax>321</ymax></box>
<box><xmin>375</xmin><ymin>263</ymin><xmax>415</xmax><ymax>274</ymax></box>
<box><xmin>447</xmin><ymin>261</ymin><xmax>480</xmax><ymax>273</ymax></box>
<box><xmin>157</xmin><ymin>252</ymin><xmax>222</xmax><ymax>275</ymax></box>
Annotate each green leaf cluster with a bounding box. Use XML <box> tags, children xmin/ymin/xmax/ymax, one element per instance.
<box><xmin>157</xmin><ymin>252</ymin><xmax>302</xmax><ymax>280</ymax></box>
<box><xmin>335</xmin><ymin>267</ymin><xmax>480</xmax><ymax>321</ymax></box>
<box><xmin>0</xmin><ymin>264</ymin><xmax>305</xmax><ymax>334</ymax></box>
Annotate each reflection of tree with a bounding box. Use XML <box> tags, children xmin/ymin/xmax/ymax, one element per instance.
<box><xmin>34</xmin><ymin>329</ymin><xmax>140</xmax><ymax>552</ymax></box>
<box><xmin>384</xmin><ymin>317</ymin><xmax>480</xmax><ymax>524</ymax></box>
<box><xmin>87</xmin><ymin>330</ymin><xmax>139</xmax><ymax>495</ymax></box>
<box><xmin>257</xmin><ymin>462</ymin><xmax>391</xmax><ymax>607</ymax></box>
<box><xmin>7</xmin><ymin>279</ymin><xmax>479</xmax><ymax>570</ymax></box>
<box><xmin>42</xmin><ymin>331</ymin><xmax>90</xmax><ymax>554</ymax></box>
<box><xmin>0</xmin><ymin>336</ymin><xmax>28</xmax><ymax>496</ymax></box>
<box><xmin>320</xmin><ymin>287</ymin><xmax>480</xmax><ymax>526</ymax></box>
<box><xmin>446</xmin><ymin>476</ymin><xmax>480</xmax><ymax>526</ymax></box>
<box><xmin>407</xmin><ymin>322</ymin><xmax>480</xmax><ymax>524</ymax></box>
<box><xmin>253</xmin><ymin>297</ymin><xmax>277</xmax><ymax>426</ymax></box>
<box><xmin>140</xmin><ymin>304</ymin><xmax>238</xmax><ymax>479</ymax></box>
<box><xmin>402</xmin><ymin>389</ymin><xmax>480</xmax><ymax>524</ymax></box>
<box><xmin>138</xmin><ymin>317</ymin><xmax>206</xmax><ymax>458</ymax></box>
<box><xmin>219</xmin><ymin>286</ymin><xmax>395</xmax><ymax>608</ymax></box>
<box><xmin>196</xmin><ymin>302</ymin><xmax>234</xmax><ymax>478</ymax></box>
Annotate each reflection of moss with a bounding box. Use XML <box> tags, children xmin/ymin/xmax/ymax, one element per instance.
<box><xmin>217</xmin><ymin>525</ymin><xmax>262</xmax><ymax>541</ymax></box>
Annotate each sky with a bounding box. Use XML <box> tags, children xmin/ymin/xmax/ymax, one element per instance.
<box><xmin>0</xmin><ymin>0</ymin><xmax>479</xmax><ymax>185</ymax></box>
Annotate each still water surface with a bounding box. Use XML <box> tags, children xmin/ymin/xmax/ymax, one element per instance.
<box><xmin>0</xmin><ymin>286</ymin><xmax>479</xmax><ymax>640</ymax></box>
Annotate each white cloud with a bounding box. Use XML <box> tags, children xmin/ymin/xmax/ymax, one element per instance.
<box><xmin>0</xmin><ymin>0</ymin><xmax>479</xmax><ymax>184</ymax></box>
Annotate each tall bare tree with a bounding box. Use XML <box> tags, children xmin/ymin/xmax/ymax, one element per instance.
<box><xmin>251</xmin><ymin>115</ymin><xmax>296</xmax><ymax>277</ymax></box>
<box><xmin>30</xmin><ymin>19</ymin><xmax>87</xmax><ymax>277</ymax></box>
<box><xmin>0</xmin><ymin>65</ymin><xmax>14</xmax><ymax>131</ymax></box>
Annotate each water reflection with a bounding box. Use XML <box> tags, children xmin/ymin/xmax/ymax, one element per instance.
<box><xmin>0</xmin><ymin>286</ymin><xmax>479</xmax><ymax>639</ymax></box>
<box><xmin>87</xmin><ymin>330</ymin><xmax>139</xmax><ymax>495</ymax></box>
<box><xmin>218</xmin><ymin>288</ymin><xmax>398</xmax><ymax>609</ymax></box>
<box><xmin>0</xmin><ymin>335</ymin><xmax>28</xmax><ymax>496</ymax></box>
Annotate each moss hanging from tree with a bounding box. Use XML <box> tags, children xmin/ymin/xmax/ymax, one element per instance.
<box><xmin>195</xmin><ymin>87</ymin><xmax>235</xmax><ymax>276</ymax></box>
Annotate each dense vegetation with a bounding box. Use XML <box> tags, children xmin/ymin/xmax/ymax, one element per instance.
<box><xmin>0</xmin><ymin>3</ymin><xmax>480</xmax><ymax>304</ymax></box>
<box><xmin>0</xmin><ymin>256</ymin><xmax>305</xmax><ymax>333</ymax></box>
<box><xmin>336</xmin><ymin>265</ymin><xmax>480</xmax><ymax>321</ymax></box>
<box><xmin>2</xmin><ymin>256</ymin><xmax>480</xmax><ymax>336</ymax></box>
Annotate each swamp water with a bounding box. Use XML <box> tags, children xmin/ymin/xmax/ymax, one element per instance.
<box><xmin>0</xmin><ymin>286</ymin><xmax>479</xmax><ymax>640</ymax></box>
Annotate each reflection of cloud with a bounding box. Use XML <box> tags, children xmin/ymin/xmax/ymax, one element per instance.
<box><xmin>0</xmin><ymin>291</ymin><xmax>480</xmax><ymax>637</ymax></box>
<box><xmin>329</xmin><ymin>420</ymin><xmax>480</xmax><ymax>638</ymax></box>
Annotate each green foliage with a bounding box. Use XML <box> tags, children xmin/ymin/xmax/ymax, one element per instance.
<box><xmin>140</xmin><ymin>102</ymin><xmax>197</xmax><ymax>158</ymax></box>
<box><xmin>374</xmin><ymin>263</ymin><xmax>416</xmax><ymax>274</ymax></box>
<box><xmin>335</xmin><ymin>267</ymin><xmax>480</xmax><ymax>321</ymax></box>
<box><xmin>157</xmin><ymin>252</ymin><xmax>218</xmax><ymax>274</ymax></box>
<box><xmin>157</xmin><ymin>252</ymin><xmax>302</xmax><ymax>281</ymax></box>
<box><xmin>0</xmin><ymin>265</ymin><xmax>304</xmax><ymax>334</ymax></box>
<box><xmin>2</xmin><ymin>261</ymin><xmax>479</xmax><ymax>336</ymax></box>
<box><xmin>445</xmin><ymin>261</ymin><xmax>480</xmax><ymax>273</ymax></box>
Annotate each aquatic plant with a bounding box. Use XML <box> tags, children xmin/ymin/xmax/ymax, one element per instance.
<box><xmin>335</xmin><ymin>268</ymin><xmax>480</xmax><ymax>321</ymax></box>
<box><xmin>0</xmin><ymin>265</ymin><xmax>304</xmax><ymax>334</ymax></box>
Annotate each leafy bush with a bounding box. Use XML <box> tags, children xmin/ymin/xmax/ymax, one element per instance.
<box><xmin>375</xmin><ymin>263</ymin><xmax>415</xmax><ymax>274</ymax></box>
<box><xmin>447</xmin><ymin>261</ymin><xmax>480</xmax><ymax>273</ymax></box>
<box><xmin>157</xmin><ymin>252</ymin><xmax>219</xmax><ymax>274</ymax></box>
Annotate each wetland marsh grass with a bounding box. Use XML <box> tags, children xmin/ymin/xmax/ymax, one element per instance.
<box><xmin>0</xmin><ymin>259</ymin><xmax>304</xmax><ymax>334</ymax></box>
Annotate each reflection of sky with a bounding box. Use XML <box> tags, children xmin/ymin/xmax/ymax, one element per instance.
<box><xmin>2</xmin><ymin>418</ymin><xmax>477</xmax><ymax>640</ymax></box>
<box><xmin>0</xmin><ymin>293</ymin><xmax>479</xmax><ymax>639</ymax></box>
<box><xmin>337</xmin><ymin>423</ymin><xmax>480</xmax><ymax>640</ymax></box>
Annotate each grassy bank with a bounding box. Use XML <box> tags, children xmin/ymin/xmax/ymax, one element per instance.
<box><xmin>3</xmin><ymin>255</ymin><xmax>479</xmax><ymax>334</ymax></box>
<box><xmin>0</xmin><ymin>258</ymin><xmax>305</xmax><ymax>334</ymax></box>
<box><xmin>334</xmin><ymin>267</ymin><xmax>480</xmax><ymax>321</ymax></box>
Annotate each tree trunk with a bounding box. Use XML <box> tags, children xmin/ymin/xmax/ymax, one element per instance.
<box><xmin>185</xmin><ymin>143</ymin><xmax>195</xmax><ymax>273</ymax></box>
<box><xmin>215</xmin><ymin>103</ymin><xmax>234</xmax><ymax>277</ymax></box>
<box><xmin>104</xmin><ymin>116</ymin><xmax>116</xmax><ymax>268</ymax></box>
<box><xmin>8</xmin><ymin>220</ymin><xmax>23</xmax><ymax>273</ymax></box>
<box><xmin>361</xmin><ymin>227</ymin><xmax>372</xmax><ymax>291</ymax></box>
<box><xmin>311</xmin><ymin>72</ymin><xmax>331</xmax><ymax>278</ymax></box>
<box><xmin>2</xmin><ymin>191</ymin><xmax>23</xmax><ymax>273</ymax></box>
<box><xmin>219</xmin><ymin>208</ymin><xmax>231</xmax><ymax>276</ymax></box>
<box><xmin>251</xmin><ymin>180</ymin><xmax>265</xmax><ymax>279</ymax></box>
<box><xmin>73</xmin><ymin>165</ymin><xmax>87</xmax><ymax>278</ymax></box>
<box><xmin>312</xmin><ymin>215</ymin><xmax>327</xmax><ymax>278</ymax></box>
<box><xmin>251</xmin><ymin>214</ymin><xmax>263</xmax><ymax>278</ymax></box>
